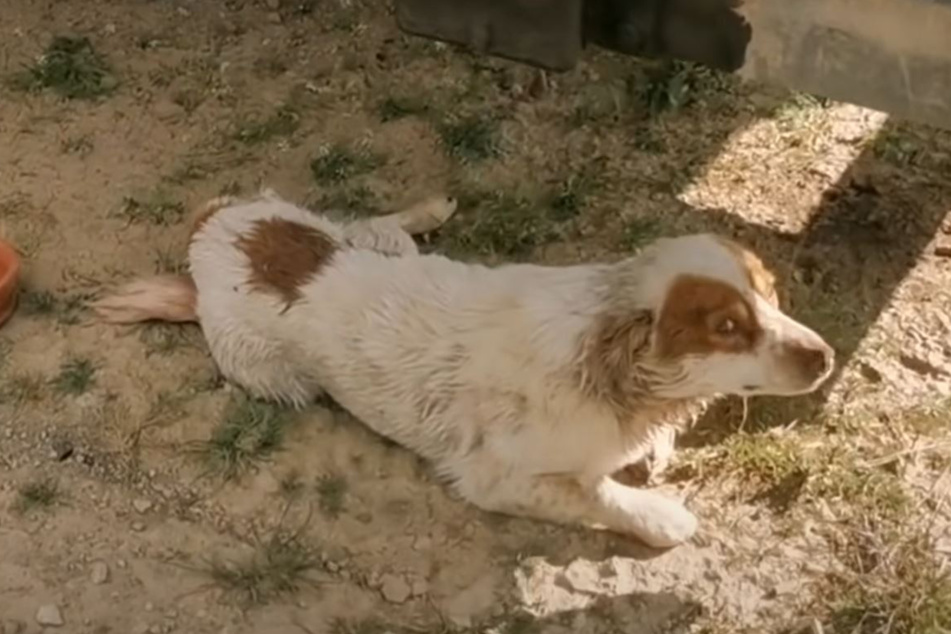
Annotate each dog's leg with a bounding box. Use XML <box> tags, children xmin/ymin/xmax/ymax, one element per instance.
<box><xmin>462</xmin><ymin>473</ymin><xmax>697</xmax><ymax>549</ymax></box>
<box><xmin>342</xmin><ymin>195</ymin><xmax>458</xmax><ymax>255</ymax></box>
<box><xmin>645</xmin><ymin>425</ymin><xmax>678</xmax><ymax>484</ymax></box>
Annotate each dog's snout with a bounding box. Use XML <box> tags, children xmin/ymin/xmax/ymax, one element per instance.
<box><xmin>785</xmin><ymin>340</ymin><xmax>834</xmax><ymax>381</ymax></box>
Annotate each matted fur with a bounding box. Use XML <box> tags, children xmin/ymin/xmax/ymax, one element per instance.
<box><xmin>94</xmin><ymin>190</ymin><xmax>833</xmax><ymax>548</ymax></box>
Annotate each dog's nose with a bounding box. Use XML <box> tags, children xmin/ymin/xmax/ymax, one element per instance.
<box><xmin>786</xmin><ymin>340</ymin><xmax>835</xmax><ymax>381</ymax></box>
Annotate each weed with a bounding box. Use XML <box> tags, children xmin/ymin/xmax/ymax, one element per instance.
<box><xmin>19</xmin><ymin>289</ymin><xmax>90</xmax><ymax>324</ymax></box>
<box><xmin>14</xmin><ymin>477</ymin><xmax>59</xmax><ymax>512</ymax></box>
<box><xmin>438</xmin><ymin>114</ymin><xmax>502</xmax><ymax>163</ymax></box>
<box><xmin>52</xmin><ymin>357</ymin><xmax>96</xmax><ymax>395</ymax></box>
<box><xmin>204</xmin><ymin>533</ymin><xmax>319</xmax><ymax>604</ymax></box>
<box><xmin>118</xmin><ymin>189</ymin><xmax>185</xmax><ymax>226</ymax></box>
<box><xmin>310</xmin><ymin>144</ymin><xmax>384</xmax><ymax>185</ymax></box>
<box><xmin>378</xmin><ymin>96</ymin><xmax>429</xmax><ymax>122</ymax></box>
<box><xmin>234</xmin><ymin>106</ymin><xmax>300</xmax><ymax>145</ymax></box>
<box><xmin>316</xmin><ymin>473</ymin><xmax>348</xmax><ymax>518</ymax></box>
<box><xmin>200</xmin><ymin>394</ymin><xmax>291</xmax><ymax>479</ymax></box>
<box><xmin>8</xmin><ymin>36</ymin><xmax>116</xmax><ymax>100</ymax></box>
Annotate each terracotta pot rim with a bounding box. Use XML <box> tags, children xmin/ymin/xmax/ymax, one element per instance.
<box><xmin>0</xmin><ymin>238</ymin><xmax>21</xmax><ymax>325</ymax></box>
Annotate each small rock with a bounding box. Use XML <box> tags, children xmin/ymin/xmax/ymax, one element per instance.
<box><xmin>90</xmin><ymin>560</ymin><xmax>110</xmax><ymax>584</ymax></box>
<box><xmin>412</xmin><ymin>535</ymin><xmax>431</xmax><ymax>551</ymax></box>
<box><xmin>133</xmin><ymin>499</ymin><xmax>153</xmax><ymax>514</ymax></box>
<box><xmin>266</xmin><ymin>11</ymin><xmax>282</xmax><ymax>23</ymax></box>
<box><xmin>35</xmin><ymin>604</ymin><xmax>64</xmax><ymax>627</ymax></box>
<box><xmin>131</xmin><ymin>521</ymin><xmax>146</xmax><ymax>532</ymax></box>
<box><xmin>380</xmin><ymin>573</ymin><xmax>412</xmax><ymax>604</ymax></box>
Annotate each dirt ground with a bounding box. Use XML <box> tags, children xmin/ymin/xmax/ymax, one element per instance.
<box><xmin>2</xmin><ymin>1</ymin><xmax>951</xmax><ymax>633</ymax></box>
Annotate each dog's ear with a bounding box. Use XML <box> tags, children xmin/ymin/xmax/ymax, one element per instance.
<box><xmin>580</xmin><ymin>308</ymin><xmax>654</xmax><ymax>409</ymax></box>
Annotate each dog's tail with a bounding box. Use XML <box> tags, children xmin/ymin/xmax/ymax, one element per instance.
<box><xmin>92</xmin><ymin>274</ymin><xmax>198</xmax><ymax>324</ymax></box>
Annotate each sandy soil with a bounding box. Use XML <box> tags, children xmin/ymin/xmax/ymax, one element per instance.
<box><xmin>1</xmin><ymin>1</ymin><xmax>950</xmax><ymax>633</ymax></box>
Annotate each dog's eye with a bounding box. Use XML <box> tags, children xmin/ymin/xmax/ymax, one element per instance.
<box><xmin>715</xmin><ymin>318</ymin><xmax>737</xmax><ymax>335</ymax></box>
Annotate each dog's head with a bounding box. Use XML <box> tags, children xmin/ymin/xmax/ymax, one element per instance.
<box><xmin>587</xmin><ymin>234</ymin><xmax>834</xmax><ymax>403</ymax></box>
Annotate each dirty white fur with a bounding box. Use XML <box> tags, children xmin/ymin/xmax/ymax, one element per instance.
<box><xmin>96</xmin><ymin>190</ymin><xmax>833</xmax><ymax>548</ymax></box>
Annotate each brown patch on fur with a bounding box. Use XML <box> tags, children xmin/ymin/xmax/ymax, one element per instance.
<box><xmin>235</xmin><ymin>217</ymin><xmax>338</xmax><ymax>307</ymax></box>
<box><xmin>715</xmin><ymin>237</ymin><xmax>779</xmax><ymax>306</ymax></box>
<box><xmin>579</xmin><ymin>309</ymin><xmax>654</xmax><ymax>412</ymax></box>
<box><xmin>189</xmin><ymin>196</ymin><xmax>235</xmax><ymax>242</ymax></box>
<box><xmin>656</xmin><ymin>274</ymin><xmax>762</xmax><ymax>359</ymax></box>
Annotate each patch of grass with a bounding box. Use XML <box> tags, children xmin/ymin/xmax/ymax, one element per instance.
<box><xmin>14</xmin><ymin>477</ymin><xmax>59</xmax><ymax>513</ymax></box>
<box><xmin>1</xmin><ymin>372</ymin><xmax>46</xmax><ymax>405</ymax></box>
<box><xmin>438</xmin><ymin>190</ymin><xmax>562</xmax><ymax>260</ymax></box>
<box><xmin>377</xmin><ymin>96</ymin><xmax>429</xmax><ymax>122</ymax></box>
<box><xmin>630</xmin><ymin>60</ymin><xmax>735</xmax><ymax>117</ymax></box>
<box><xmin>118</xmin><ymin>189</ymin><xmax>185</xmax><ymax>226</ymax></box>
<box><xmin>823</xmin><ymin>529</ymin><xmax>951</xmax><ymax>634</ymax></box>
<box><xmin>316</xmin><ymin>473</ymin><xmax>348</xmax><ymax>518</ymax></box>
<box><xmin>310</xmin><ymin>144</ymin><xmax>384</xmax><ymax>185</ymax></box>
<box><xmin>547</xmin><ymin>167</ymin><xmax>603</xmax><ymax>222</ymax></box>
<box><xmin>233</xmin><ymin>106</ymin><xmax>300</xmax><ymax>145</ymax></box>
<box><xmin>8</xmin><ymin>36</ymin><xmax>116</xmax><ymax>100</ymax></box>
<box><xmin>317</xmin><ymin>185</ymin><xmax>380</xmax><ymax>215</ymax></box>
<box><xmin>204</xmin><ymin>532</ymin><xmax>319</xmax><ymax>604</ymax></box>
<box><xmin>200</xmin><ymin>394</ymin><xmax>291</xmax><ymax>479</ymax></box>
<box><xmin>19</xmin><ymin>289</ymin><xmax>58</xmax><ymax>315</ymax></box>
<box><xmin>618</xmin><ymin>217</ymin><xmax>663</xmax><ymax>251</ymax></box>
<box><xmin>438</xmin><ymin>114</ymin><xmax>503</xmax><ymax>163</ymax></box>
<box><xmin>21</xmin><ymin>289</ymin><xmax>92</xmax><ymax>325</ymax></box>
<box><xmin>52</xmin><ymin>357</ymin><xmax>96</xmax><ymax>395</ymax></box>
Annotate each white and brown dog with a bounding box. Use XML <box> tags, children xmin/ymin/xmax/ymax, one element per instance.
<box><xmin>94</xmin><ymin>190</ymin><xmax>834</xmax><ymax>548</ymax></box>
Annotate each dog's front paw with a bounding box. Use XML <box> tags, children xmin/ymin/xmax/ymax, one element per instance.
<box><xmin>628</xmin><ymin>495</ymin><xmax>698</xmax><ymax>549</ymax></box>
<box><xmin>397</xmin><ymin>195</ymin><xmax>458</xmax><ymax>234</ymax></box>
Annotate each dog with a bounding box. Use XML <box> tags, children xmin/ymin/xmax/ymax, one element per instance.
<box><xmin>93</xmin><ymin>189</ymin><xmax>834</xmax><ymax>548</ymax></box>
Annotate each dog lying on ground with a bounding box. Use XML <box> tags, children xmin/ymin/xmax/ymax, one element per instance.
<box><xmin>93</xmin><ymin>190</ymin><xmax>834</xmax><ymax>548</ymax></box>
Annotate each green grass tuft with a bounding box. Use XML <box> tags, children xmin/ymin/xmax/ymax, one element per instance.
<box><xmin>438</xmin><ymin>114</ymin><xmax>502</xmax><ymax>163</ymax></box>
<box><xmin>52</xmin><ymin>357</ymin><xmax>96</xmax><ymax>395</ymax></box>
<box><xmin>15</xmin><ymin>477</ymin><xmax>60</xmax><ymax>513</ymax></box>
<box><xmin>234</xmin><ymin>106</ymin><xmax>300</xmax><ymax>145</ymax></box>
<box><xmin>201</xmin><ymin>394</ymin><xmax>291</xmax><ymax>479</ymax></box>
<box><xmin>316</xmin><ymin>473</ymin><xmax>348</xmax><ymax>519</ymax></box>
<box><xmin>9</xmin><ymin>36</ymin><xmax>116</xmax><ymax>100</ymax></box>
<box><xmin>310</xmin><ymin>144</ymin><xmax>384</xmax><ymax>185</ymax></box>
<box><xmin>204</xmin><ymin>533</ymin><xmax>319</xmax><ymax>605</ymax></box>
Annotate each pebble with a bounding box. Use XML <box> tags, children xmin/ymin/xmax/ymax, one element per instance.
<box><xmin>131</xmin><ymin>521</ymin><xmax>146</xmax><ymax>532</ymax></box>
<box><xmin>90</xmin><ymin>560</ymin><xmax>110</xmax><ymax>584</ymax></box>
<box><xmin>35</xmin><ymin>604</ymin><xmax>64</xmax><ymax>627</ymax></box>
<box><xmin>133</xmin><ymin>499</ymin><xmax>153</xmax><ymax>514</ymax></box>
<box><xmin>379</xmin><ymin>573</ymin><xmax>412</xmax><ymax>604</ymax></box>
